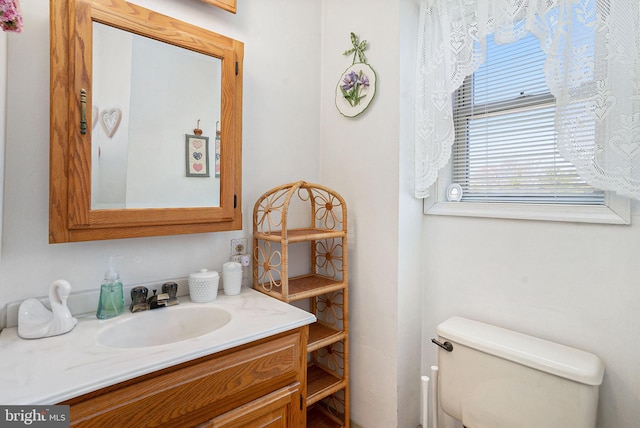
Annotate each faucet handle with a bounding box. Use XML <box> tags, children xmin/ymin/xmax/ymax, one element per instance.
<box><xmin>130</xmin><ymin>286</ymin><xmax>149</xmax><ymax>312</ymax></box>
<box><xmin>131</xmin><ymin>286</ymin><xmax>148</xmax><ymax>304</ymax></box>
<box><xmin>162</xmin><ymin>282</ymin><xmax>178</xmax><ymax>298</ymax></box>
<box><xmin>162</xmin><ymin>282</ymin><xmax>180</xmax><ymax>306</ymax></box>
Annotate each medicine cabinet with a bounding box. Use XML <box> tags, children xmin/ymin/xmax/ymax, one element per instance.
<box><xmin>50</xmin><ymin>0</ymin><xmax>243</xmax><ymax>243</ymax></box>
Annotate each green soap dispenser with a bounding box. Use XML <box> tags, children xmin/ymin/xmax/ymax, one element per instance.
<box><xmin>96</xmin><ymin>256</ymin><xmax>125</xmax><ymax>319</ymax></box>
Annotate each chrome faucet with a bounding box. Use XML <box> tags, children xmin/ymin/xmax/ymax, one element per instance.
<box><xmin>129</xmin><ymin>283</ymin><xmax>179</xmax><ymax>313</ymax></box>
<box><xmin>147</xmin><ymin>289</ymin><xmax>170</xmax><ymax>309</ymax></box>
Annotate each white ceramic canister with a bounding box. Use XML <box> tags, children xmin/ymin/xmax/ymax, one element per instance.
<box><xmin>222</xmin><ymin>262</ymin><xmax>242</xmax><ymax>296</ymax></box>
<box><xmin>188</xmin><ymin>268</ymin><xmax>219</xmax><ymax>303</ymax></box>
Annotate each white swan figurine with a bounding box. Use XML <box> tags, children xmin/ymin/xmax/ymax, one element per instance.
<box><xmin>18</xmin><ymin>280</ymin><xmax>78</xmax><ymax>339</ymax></box>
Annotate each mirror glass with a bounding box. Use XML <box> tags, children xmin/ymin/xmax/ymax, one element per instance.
<box><xmin>91</xmin><ymin>22</ymin><xmax>222</xmax><ymax>209</ymax></box>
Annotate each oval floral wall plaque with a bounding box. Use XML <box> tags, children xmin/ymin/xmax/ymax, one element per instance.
<box><xmin>335</xmin><ymin>33</ymin><xmax>377</xmax><ymax>118</ymax></box>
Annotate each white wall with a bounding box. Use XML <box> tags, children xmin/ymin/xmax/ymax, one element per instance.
<box><xmin>320</xmin><ymin>0</ymin><xmax>422</xmax><ymax>426</ymax></box>
<box><xmin>1</xmin><ymin>0</ymin><xmax>321</xmax><ymax>307</ymax></box>
<box><xmin>397</xmin><ymin>1</ymin><xmax>424</xmax><ymax>427</ymax></box>
<box><xmin>421</xmin><ymin>211</ymin><xmax>640</xmax><ymax>428</ymax></box>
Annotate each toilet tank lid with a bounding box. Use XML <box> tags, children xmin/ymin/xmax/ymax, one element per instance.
<box><xmin>436</xmin><ymin>316</ymin><xmax>604</xmax><ymax>386</ymax></box>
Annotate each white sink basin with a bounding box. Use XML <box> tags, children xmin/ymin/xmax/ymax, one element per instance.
<box><xmin>97</xmin><ymin>305</ymin><xmax>231</xmax><ymax>348</ymax></box>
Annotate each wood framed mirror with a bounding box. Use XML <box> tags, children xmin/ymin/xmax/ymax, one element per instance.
<box><xmin>50</xmin><ymin>0</ymin><xmax>243</xmax><ymax>243</ymax></box>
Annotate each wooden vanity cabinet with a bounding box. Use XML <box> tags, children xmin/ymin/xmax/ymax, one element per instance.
<box><xmin>61</xmin><ymin>327</ymin><xmax>308</xmax><ymax>427</ymax></box>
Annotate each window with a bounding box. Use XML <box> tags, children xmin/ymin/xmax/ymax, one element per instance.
<box><xmin>424</xmin><ymin>32</ymin><xmax>629</xmax><ymax>224</ymax></box>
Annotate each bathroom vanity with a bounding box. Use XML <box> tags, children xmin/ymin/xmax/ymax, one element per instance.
<box><xmin>0</xmin><ymin>288</ymin><xmax>315</xmax><ymax>427</ymax></box>
<box><xmin>64</xmin><ymin>329</ymin><xmax>306</xmax><ymax>427</ymax></box>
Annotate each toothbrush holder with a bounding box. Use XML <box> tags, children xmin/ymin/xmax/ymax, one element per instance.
<box><xmin>222</xmin><ymin>262</ymin><xmax>242</xmax><ymax>296</ymax></box>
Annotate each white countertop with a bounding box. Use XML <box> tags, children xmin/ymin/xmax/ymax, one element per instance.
<box><xmin>0</xmin><ymin>288</ymin><xmax>315</xmax><ymax>405</ymax></box>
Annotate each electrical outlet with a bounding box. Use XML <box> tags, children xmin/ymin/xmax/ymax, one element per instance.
<box><xmin>230</xmin><ymin>238</ymin><xmax>247</xmax><ymax>256</ymax></box>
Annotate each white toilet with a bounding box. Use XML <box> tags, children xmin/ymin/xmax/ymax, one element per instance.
<box><xmin>433</xmin><ymin>316</ymin><xmax>604</xmax><ymax>428</ymax></box>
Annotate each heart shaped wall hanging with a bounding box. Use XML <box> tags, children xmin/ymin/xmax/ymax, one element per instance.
<box><xmin>100</xmin><ymin>108</ymin><xmax>122</xmax><ymax>138</ymax></box>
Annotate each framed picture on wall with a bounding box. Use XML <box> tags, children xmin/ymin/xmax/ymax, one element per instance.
<box><xmin>185</xmin><ymin>134</ymin><xmax>210</xmax><ymax>177</ymax></box>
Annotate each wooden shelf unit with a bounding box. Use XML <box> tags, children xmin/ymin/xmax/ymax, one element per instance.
<box><xmin>254</xmin><ymin>228</ymin><xmax>345</xmax><ymax>243</ymax></box>
<box><xmin>308</xmin><ymin>322</ymin><xmax>346</xmax><ymax>353</ymax></box>
<box><xmin>307</xmin><ymin>363</ymin><xmax>347</xmax><ymax>406</ymax></box>
<box><xmin>255</xmin><ymin>274</ymin><xmax>346</xmax><ymax>302</ymax></box>
<box><xmin>307</xmin><ymin>405</ymin><xmax>346</xmax><ymax>428</ymax></box>
<box><xmin>253</xmin><ymin>181</ymin><xmax>350</xmax><ymax>427</ymax></box>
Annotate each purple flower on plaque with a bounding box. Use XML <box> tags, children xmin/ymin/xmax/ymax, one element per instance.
<box><xmin>340</xmin><ymin>69</ymin><xmax>370</xmax><ymax>107</ymax></box>
<box><xmin>341</xmin><ymin>71</ymin><xmax>358</xmax><ymax>91</ymax></box>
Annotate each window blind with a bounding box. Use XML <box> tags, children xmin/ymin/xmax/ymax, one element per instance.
<box><xmin>452</xmin><ymin>33</ymin><xmax>605</xmax><ymax>205</ymax></box>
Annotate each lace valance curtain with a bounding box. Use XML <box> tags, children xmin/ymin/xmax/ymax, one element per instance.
<box><xmin>414</xmin><ymin>0</ymin><xmax>640</xmax><ymax>200</ymax></box>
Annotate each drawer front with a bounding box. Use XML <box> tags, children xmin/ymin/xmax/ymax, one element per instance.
<box><xmin>198</xmin><ymin>384</ymin><xmax>299</xmax><ymax>428</ymax></box>
<box><xmin>66</xmin><ymin>330</ymin><xmax>302</xmax><ymax>427</ymax></box>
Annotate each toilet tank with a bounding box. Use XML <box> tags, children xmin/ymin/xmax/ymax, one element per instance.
<box><xmin>435</xmin><ymin>317</ymin><xmax>604</xmax><ymax>428</ymax></box>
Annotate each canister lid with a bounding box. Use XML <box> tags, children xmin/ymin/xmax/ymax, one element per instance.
<box><xmin>189</xmin><ymin>268</ymin><xmax>219</xmax><ymax>279</ymax></box>
<box><xmin>223</xmin><ymin>261</ymin><xmax>242</xmax><ymax>272</ymax></box>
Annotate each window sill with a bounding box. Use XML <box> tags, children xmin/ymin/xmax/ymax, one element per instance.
<box><xmin>423</xmin><ymin>185</ymin><xmax>630</xmax><ymax>225</ymax></box>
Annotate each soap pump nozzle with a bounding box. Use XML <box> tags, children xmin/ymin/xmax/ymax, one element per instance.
<box><xmin>105</xmin><ymin>256</ymin><xmax>121</xmax><ymax>282</ymax></box>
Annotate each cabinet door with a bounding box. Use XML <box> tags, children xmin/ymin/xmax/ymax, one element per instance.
<box><xmin>202</xmin><ymin>384</ymin><xmax>302</xmax><ymax>428</ymax></box>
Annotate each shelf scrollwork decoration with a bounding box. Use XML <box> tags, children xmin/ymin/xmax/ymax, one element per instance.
<box><xmin>252</xmin><ymin>181</ymin><xmax>347</xmax><ymax>302</ymax></box>
<box><xmin>335</xmin><ymin>32</ymin><xmax>377</xmax><ymax>118</ymax></box>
